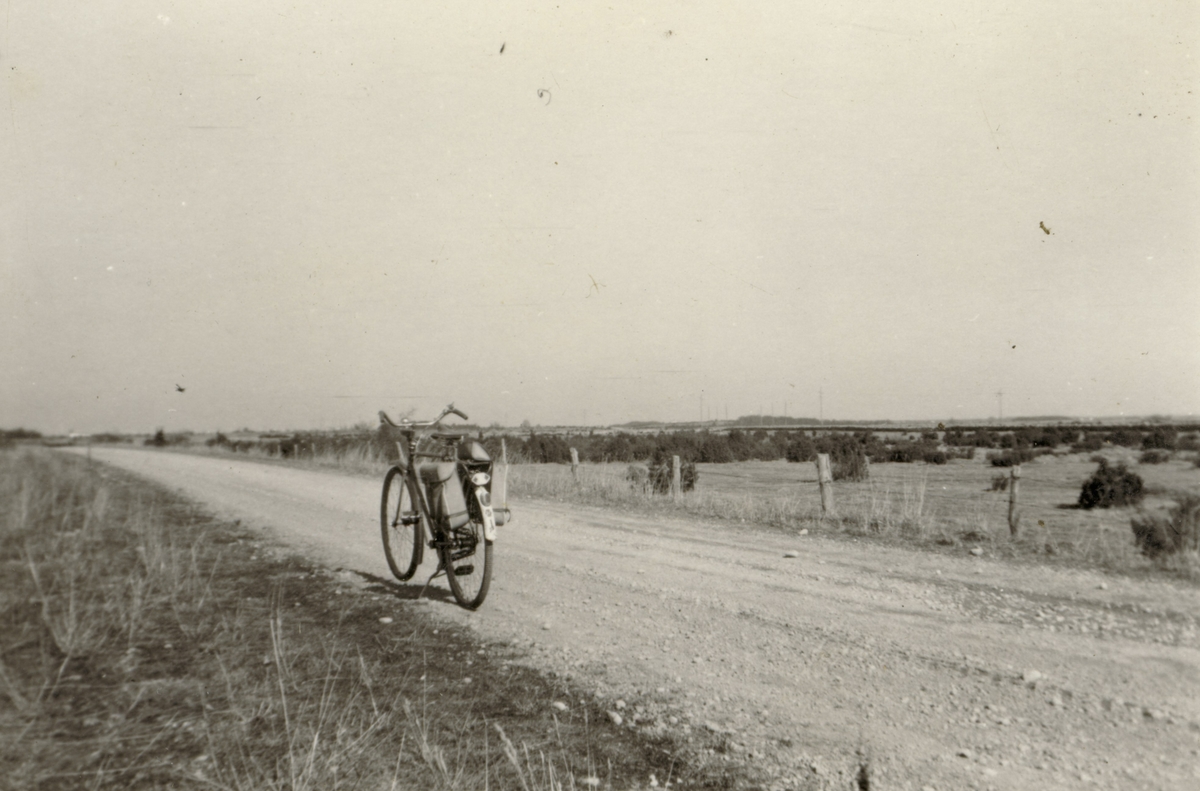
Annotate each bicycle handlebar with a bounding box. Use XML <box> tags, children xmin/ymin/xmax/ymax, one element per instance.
<box><xmin>378</xmin><ymin>403</ymin><xmax>468</xmax><ymax>430</ymax></box>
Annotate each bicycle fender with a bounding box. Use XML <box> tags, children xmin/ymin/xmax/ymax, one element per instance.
<box><xmin>473</xmin><ymin>487</ymin><xmax>497</xmax><ymax>541</ymax></box>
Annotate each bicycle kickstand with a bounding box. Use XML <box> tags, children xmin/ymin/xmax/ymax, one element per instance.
<box><xmin>416</xmin><ymin>563</ymin><xmax>446</xmax><ymax>601</ymax></box>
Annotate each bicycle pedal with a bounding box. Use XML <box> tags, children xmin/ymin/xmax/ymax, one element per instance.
<box><xmin>453</xmin><ymin>565</ymin><xmax>474</xmax><ymax>576</ymax></box>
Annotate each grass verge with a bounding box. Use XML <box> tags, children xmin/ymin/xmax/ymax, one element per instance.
<box><xmin>0</xmin><ymin>448</ymin><xmax>755</xmax><ymax>790</ymax></box>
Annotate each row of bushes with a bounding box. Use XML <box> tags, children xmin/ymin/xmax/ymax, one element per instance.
<box><xmin>200</xmin><ymin>424</ymin><xmax>1197</xmax><ymax>483</ymax></box>
<box><xmin>945</xmin><ymin>426</ymin><xmax>1197</xmax><ymax>452</ymax></box>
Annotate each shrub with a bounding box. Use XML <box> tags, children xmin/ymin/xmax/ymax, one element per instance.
<box><xmin>1139</xmin><ymin>450</ymin><xmax>1170</xmax><ymax>465</ymax></box>
<box><xmin>145</xmin><ymin>428</ymin><xmax>167</xmax><ymax>447</ymax></box>
<box><xmin>1078</xmin><ymin>459</ymin><xmax>1145</xmax><ymax>509</ymax></box>
<box><xmin>829</xmin><ymin>441</ymin><xmax>869</xmax><ymax>482</ymax></box>
<box><xmin>922</xmin><ymin>450</ymin><xmax>948</xmax><ymax>465</ymax></box>
<box><xmin>648</xmin><ymin>458</ymin><xmax>697</xmax><ymax>495</ymax></box>
<box><xmin>1141</xmin><ymin>427</ymin><xmax>1177</xmax><ymax>451</ymax></box>
<box><xmin>784</xmin><ymin>435</ymin><xmax>815</xmax><ymax>463</ymax></box>
<box><xmin>525</xmin><ymin>433</ymin><xmax>572</xmax><ymax>464</ymax></box>
<box><xmin>698</xmin><ymin>434</ymin><xmax>734</xmax><ymax>464</ymax></box>
<box><xmin>1071</xmin><ymin>433</ymin><xmax>1104</xmax><ymax>453</ymax></box>
<box><xmin>990</xmin><ymin>474</ymin><xmax>1010</xmax><ymax>492</ymax></box>
<box><xmin>1105</xmin><ymin>428</ymin><xmax>1143</xmax><ymax>448</ymax></box>
<box><xmin>987</xmin><ymin>448</ymin><xmax>1035</xmax><ymax>467</ymax></box>
<box><xmin>1177</xmin><ymin>433</ymin><xmax>1200</xmax><ymax>452</ymax></box>
<box><xmin>1130</xmin><ymin>494</ymin><xmax>1200</xmax><ymax>559</ymax></box>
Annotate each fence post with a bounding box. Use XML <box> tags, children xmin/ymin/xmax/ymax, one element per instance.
<box><xmin>816</xmin><ymin>453</ymin><xmax>835</xmax><ymax>516</ymax></box>
<box><xmin>501</xmin><ymin>438</ymin><xmax>508</xmax><ymax>465</ymax></box>
<box><xmin>671</xmin><ymin>455</ymin><xmax>682</xmax><ymax>502</ymax></box>
<box><xmin>570</xmin><ymin>447</ymin><xmax>580</xmax><ymax>481</ymax></box>
<box><xmin>1008</xmin><ymin>465</ymin><xmax>1021</xmax><ymax>537</ymax></box>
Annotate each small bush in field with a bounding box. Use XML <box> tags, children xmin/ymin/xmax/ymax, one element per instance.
<box><xmin>1072</xmin><ymin>433</ymin><xmax>1104</xmax><ymax>453</ymax></box>
<box><xmin>1105</xmin><ymin>428</ymin><xmax>1143</xmax><ymax>448</ymax></box>
<box><xmin>1078</xmin><ymin>459</ymin><xmax>1145</xmax><ymax>509</ymax></box>
<box><xmin>1141</xmin><ymin>427</ymin><xmax>1177</xmax><ymax>450</ymax></box>
<box><xmin>922</xmin><ymin>450</ymin><xmax>948</xmax><ymax>465</ymax></box>
<box><xmin>1130</xmin><ymin>494</ymin><xmax>1200</xmax><ymax>559</ymax></box>
<box><xmin>648</xmin><ymin>458</ymin><xmax>697</xmax><ymax>495</ymax></box>
<box><xmin>830</xmin><ymin>443</ymin><xmax>869</xmax><ymax>482</ymax></box>
<box><xmin>990</xmin><ymin>474</ymin><xmax>1010</xmax><ymax>492</ymax></box>
<box><xmin>785</xmin><ymin>435</ymin><xmax>816</xmax><ymax>463</ymax></box>
<box><xmin>1176</xmin><ymin>433</ymin><xmax>1200</xmax><ymax>452</ymax></box>
<box><xmin>1139</xmin><ymin>450</ymin><xmax>1170</xmax><ymax>465</ymax></box>
<box><xmin>987</xmin><ymin>448</ymin><xmax>1034</xmax><ymax>467</ymax></box>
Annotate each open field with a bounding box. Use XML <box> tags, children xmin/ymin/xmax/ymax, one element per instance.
<box><xmin>508</xmin><ymin>452</ymin><xmax>1200</xmax><ymax>577</ymax></box>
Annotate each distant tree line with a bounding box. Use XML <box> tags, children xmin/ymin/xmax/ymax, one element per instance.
<box><xmin>200</xmin><ymin>424</ymin><xmax>1197</xmax><ymax>471</ymax></box>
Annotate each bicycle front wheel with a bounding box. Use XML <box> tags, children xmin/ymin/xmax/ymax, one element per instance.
<box><xmin>381</xmin><ymin>467</ymin><xmax>422</xmax><ymax>581</ymax></box>
<box><xmin>443</xmin><ymin>519</ymin><xmax>492</xmax><ymax>609</ymax></box>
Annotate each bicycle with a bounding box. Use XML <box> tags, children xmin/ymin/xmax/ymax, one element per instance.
<box><xmin>377</xmin><ymin>404</ymin><xmax>509</xmax><ymax>609</ymax></box>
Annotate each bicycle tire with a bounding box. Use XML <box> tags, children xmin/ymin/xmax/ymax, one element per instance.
<box><xmin>443</xmin><ymin>519</ymin><xmax>492</xmax><ymax>609</ymax></box>
<box><xmin>381</xmin><ymin>467</ymin><xmax>422</xmax><ymax>581</ymax></box>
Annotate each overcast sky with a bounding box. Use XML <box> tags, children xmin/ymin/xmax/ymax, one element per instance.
<box><xmin>3</xmin><ymin>0</ymin><xmax>1197</xmax><ymax>433</ymax></box>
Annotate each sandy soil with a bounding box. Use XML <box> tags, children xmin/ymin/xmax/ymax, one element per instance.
<box><xmin>75</xmin><ymin>448</ymin><xmax>1200</xmax><ymax>790</ymax></box>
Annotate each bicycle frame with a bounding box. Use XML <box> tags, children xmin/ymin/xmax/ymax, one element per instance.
<box><xmin>376</xmin><ymin>403</ymin><xmax>504</xmax><ymax>595</ymax></box>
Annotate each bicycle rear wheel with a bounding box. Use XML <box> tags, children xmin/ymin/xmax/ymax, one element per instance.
<box><xmin>443</xmin><ymin>519</ymin><xmax>492</xmax><ymax>609</ymax></box>
<box><xmin>381</xmin><ymin>467</ymin><xmax>422</xmax><ymax>581</ymax></box>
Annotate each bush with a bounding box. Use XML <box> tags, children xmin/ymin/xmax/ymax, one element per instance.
<box><xmin>922</xmin><ymin>450</ymin><xmax>948</xmax><ymax>465</ymax></box>
<box><xmin>1130</xmin><ymin>494</ymin><xmax>1200</xmax><ymax>559</ymax></box>
<box><xmin>145</xmin><ymin>428</ymin><xmax>167</xmax><ymax>447</ymax></box>
<box><xmin>1078</xmin><ymin>459</ymin><xmax>1145</xmax><ymax>509</ymax></box>
<box><xmin>990</xmin><ymin>474</ymin><xmax>1010</xmax><ymax>492</ymax></box>
<box><xmin>1141</xmin><ymin>427</ymin><xmax>1177</xmax><ymax>451</ymax></box>
<box><xmin>987</xmin><ymin>448</ymin><xmax>1035</xmax><ymax>467</ymax></box>
<box><xmin>1071</xmin><ymin>433</ymin><xmax>1104</xmax><ymax>453</ymax></box>
<box><xmin>1139</xmin><ymin>450</ymin><xmax>1170</xmax><ymax>465</ymax></box>
<box><xmin>698</xmin><ymin>434</ymin><xmax>734</xmax><ymax>464</ymax></box>
<box><xmin>1105</xmin><ymin>428</ymin><xmax>1143</xmax><ymax>448</ymax></box>
<box><xmin>648</xmin><ymin>458</ymin><xmax>697</xmax><ymax>495</ymax></box>
<box><xmin>784</xmin><ymin>435</ymin><xmax>816</xmax><ymax>463</ymax></box>
<box><xmin>809</xmin><ymin>433</ymin><xmax>870</xmax><ymax>481</ymax></box>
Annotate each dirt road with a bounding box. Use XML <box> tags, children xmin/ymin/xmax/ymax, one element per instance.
<box><xmin>77</xmin><ymin>448</ymin><xmax>1200</xmax><ymax>790</ymax></box>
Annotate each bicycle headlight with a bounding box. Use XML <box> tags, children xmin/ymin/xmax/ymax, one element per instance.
<box><xmin>470</xmin><ymin>472</ymin><xmax>490</xmax><ymax>486</ymax></box>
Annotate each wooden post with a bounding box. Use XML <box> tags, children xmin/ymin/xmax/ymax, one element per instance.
<box><xmin>1008</xmin><ymin>465</ymin><xmax>1021</xmax><ymax>537</ymax></box>
<box><xmin>671</xmin><ymin>455</ymin><xmax>682</xmax><ymax>502</ymax></box>
<box><xmin>816</xmin><ymin>453</ymin><xmax>834</xmax><ymax>516</ymax></box>
<box><xmin>570</xmin><ymin>447</ymin><xmax>579</xmax><ymax>480</ymax></box>
<box><xmin>501</xmin><ymin>438</ymin><xmax>508</xmax><ymax>464</ymax></box>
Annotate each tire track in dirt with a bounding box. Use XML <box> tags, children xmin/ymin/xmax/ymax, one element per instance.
<box><xmin>75</xmin><ymin>449</ymin><xmax>1200</xmax><ymax>790</ymax></box>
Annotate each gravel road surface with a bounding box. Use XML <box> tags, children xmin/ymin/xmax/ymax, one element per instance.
<box><xmin>77</xmin><ymin>448</ymin><xmax>1200</xmax><ymax>790</ymax></box>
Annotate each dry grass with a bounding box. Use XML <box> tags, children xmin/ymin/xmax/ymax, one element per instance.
<box><xmin>0</xmin><ymin>448</ymin><xmax>753</xmax><ymax>790</ymax></box>
<box><xmin>507</xmin><ymin>454</ymin><xmax>1200</xmax><ymax>577</ymax></box>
